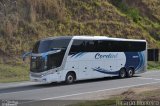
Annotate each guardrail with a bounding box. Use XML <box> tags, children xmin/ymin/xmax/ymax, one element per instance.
<box><xmin>148</xmin><ymin>49</ymin><xmax>159</xmax><ymax>61</ymax></box>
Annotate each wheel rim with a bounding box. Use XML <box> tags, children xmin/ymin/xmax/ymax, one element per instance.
<box><xmin>120</xmin><ymin>70</ymin><xmax>125</xmax><ymax>78</ymax></box>
<box><xmin>128</xmin><ymin>70</ymin><xmax>133</xmax><ymax>76</ymax></box>
<box><xmin>67</xmin><ymin>75</ymin><xmax>74</xmax><ymax>83</ymax></box>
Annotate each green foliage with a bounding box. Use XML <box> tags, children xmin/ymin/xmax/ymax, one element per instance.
<box><xmin>0</xmin><ymin>0</ymin><xmax>159</xmax><ymax>62</ymax></box>
<box><xmin>0</xmin><ymin>64</ymin><xmax>29</xmax><ymax>83</ymax></box>
<box><xmin>126</xmin><ymin>8</ymin><xmax>141</xmax><ymax>23</ymax></box>
<box><xmin>111</xmin><ymin>0</ymin><xmax>141</xmax><ymax>23</ymax></box>
<box><xmin>110</xmin><ymin>0</ymin><xmax>160</xmax><ymax>45</ymax></box>
<box><xmin>148</xmin><ymin>61</ymin><xmax>160</xmax><ymax>70</ymax></box>
<box><xmin>69</xmin><ymin>100</ymin><xmax>116</xmax><ymax>106</ymax></box>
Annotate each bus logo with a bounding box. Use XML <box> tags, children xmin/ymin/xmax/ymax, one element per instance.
<box><xmin>95</xmin><ymin>53</ymin><xmax>118</xmax><ymax>59</ymax></box>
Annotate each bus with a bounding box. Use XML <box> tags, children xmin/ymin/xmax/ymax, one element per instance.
<box><xmin>29</xmin><ymin>36</ymin><xmax>147</xmax><ymax>84</ymax></box>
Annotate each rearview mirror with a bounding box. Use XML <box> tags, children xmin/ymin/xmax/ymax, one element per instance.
<box><xmin>22</xmin><ymin>52</ymin><xmax>32</xmax><ymax>61</ymax></box>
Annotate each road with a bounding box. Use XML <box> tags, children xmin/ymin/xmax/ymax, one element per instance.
<box><xmin>0</xmin><ymin>71</ymin><xmax>160</xmax><ymax>106</ymax></box>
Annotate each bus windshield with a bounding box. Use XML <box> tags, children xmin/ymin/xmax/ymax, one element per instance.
<box><xmin>32</xmin><ymin>39</ymin><xmax>70</xmax><ymax>53</ymax></box>
<box><xmin>30</xmin><ymin>38</ymin><xmax>71</xmax><ymax>72</ymax></box>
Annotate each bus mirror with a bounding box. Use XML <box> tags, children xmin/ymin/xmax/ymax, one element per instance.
<box><xmin>22</xmin><ymin>52</ymin><xmax>32</xmax><ymax>61</ymax></box>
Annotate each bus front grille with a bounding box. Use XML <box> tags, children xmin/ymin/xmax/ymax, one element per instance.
<box><xmin>30</xmin><ymin>56</ymin><xmax>45</xmax><ymax>72</ymax></box>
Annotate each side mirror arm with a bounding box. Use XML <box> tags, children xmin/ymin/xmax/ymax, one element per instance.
<box><xmin>22</xmin><ymin>52</ymin><xmax>32</xmax><ymax>61</ymax></box>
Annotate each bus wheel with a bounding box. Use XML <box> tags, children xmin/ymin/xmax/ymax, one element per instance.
<box><xmin>65</xmin><ymin>72</ymin><xmax>75</xmax><ymax>84</ymax></box>
<box><xmin>127</xmin><ymin>68</ymin><xmax>134</xmax><ymax>78</ymax></box>
<box><xmin>119</xmin><ymin>68</ymin><xmax>126</xmax><ymax>78</ymax></box>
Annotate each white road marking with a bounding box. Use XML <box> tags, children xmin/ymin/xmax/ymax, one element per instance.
<box><xmin>140</xmin><ymin>75</ymin><xmax>160</xmax><ymax>77</ymax></box>
<box><xmin>142</xmin><ymin>71</ymin><xmax>160</xmax><ymax>74</ymax></box>
<box><xmin>42</xmin><ymin>81</ymin><xmax>160</xmax><ymax>100</ymax></box>
<box><xmin>138</xmin><ymin>77</ymin><xmax>160</xmax><ymax>80</ymax></box>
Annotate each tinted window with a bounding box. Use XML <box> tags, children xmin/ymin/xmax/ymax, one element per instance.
<box><xmin>47</xmin><ymin>49</ymin><xmax>66</xmax><ymax>69</ymax></box>
<box><xmin>98</xmin><ymin>41</ymin><xmax>146</xmax><ymax>52</ymax></box>
<box><xmin>69</xmin><ymin>40</ymin><xmax>85</xmax><ymax>54</ymax></box>
<box><xmin>33</xmin><ymin>39</ymin><xmax>71</xmax><ymax>53</ymax></box>
<box><xmin>50</xmin><ymin>39</ymin><xmax>70</xmax><ymax>49</ymax></box>
<box><xmin>69</xmin><ymin>40</ymin><xmax>146</xmax><ymax>53</ymax></box>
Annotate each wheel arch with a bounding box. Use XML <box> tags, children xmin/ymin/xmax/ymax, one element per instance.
<box><xmin>120</xmin><ymin>67</ymin><xmax>127</xmax><ymax>72</ymax></box>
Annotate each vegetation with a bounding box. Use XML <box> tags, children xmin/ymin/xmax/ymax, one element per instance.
<box><xmin>0</xmin><ymin>63</ymin><xmax>29</xmax><ymax>83</ymax></box>
<box><xmin>69</xmin><ymin>87</ymin><xmax>160</xmax><ymax>106</ymax></box>
<box><xmin>110</xmin><ymin>0</ymin><xmax>160</xmax><ymax>42</ymax></box>
<box><xmin>148</xmin><ymin>61</ymin><xmax>160</xmax><ymax>70</ymax></box>
<box><xmin>68</xmin><ymin>100</ymin><xmax>116</xmax><ymax>106</ymax></box>
<box><xmin>0</xmin><ymin>0</ymin><xmax>159</xmax><ymax>82</ymax></box>
<box><xmin>0</xmin><ymin>0</ymin><xmax>159</xmax><ymax>59</ymax></box>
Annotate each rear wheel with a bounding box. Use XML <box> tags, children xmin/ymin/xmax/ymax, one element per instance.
<box><xmin>119</xmin><ymin>68</ymin><xmax>126</xmax><ymax>78</ymax></box>
<box><xmin>65</xmin><ymin>72</ymin><xmax>75</xmax><ymax>84</ymax></box>
<box><xmin>127</xmin><ymin>68</ymin><xmax>134</xmax><ymax>78</ymax></box>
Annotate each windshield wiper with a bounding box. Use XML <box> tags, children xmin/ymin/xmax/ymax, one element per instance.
<box><xmin>50</xmin><ymin>48</ymin><xmax>65</xmax><ymax>51</ymax></box>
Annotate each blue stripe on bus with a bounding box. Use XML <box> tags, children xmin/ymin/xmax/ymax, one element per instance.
<box><xmin>92</xmin><ymin>67</ymin><xmax>119</xmax><ymax>75</ymax></box>
<box><xmin>42</xmin><ymin>52</ymin><xmax>48</xmax><ymax>60</ymax></box>
<box><xmin>137</xmin><ymin>52</ymin><xmax>145</xmax><ymax>71</ymax></box>
<box><xmin>70</xmin><ymin>52</ymin><xmax>86</xmax><ymax>58</ymax></box>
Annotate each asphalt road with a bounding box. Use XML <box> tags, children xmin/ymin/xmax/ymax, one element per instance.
<box><xmin>0</xmin><ymin>71</ymin><xmax>160</xmax><ymax>106</ymax></box>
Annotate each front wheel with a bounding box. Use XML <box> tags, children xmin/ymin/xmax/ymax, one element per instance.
<box><xmin>65</xmin><ymin>73</ymin><xmax>75</xmax><ymax>84</ymax></box>
<box><xmin>119</xmin><ymin>68</ymin><xmax>126</xmax><ymax>78</ymax></box>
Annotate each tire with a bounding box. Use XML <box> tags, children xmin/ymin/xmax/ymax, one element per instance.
<box><xmin>127</xmin><ymin>68</ymin><xmax>134</xmax><ymax>78</ymax></box>
<box><xmin>119</xmin><ymin>68</ymin><xmax>126</xmax><ymax>78</ymax></box>
<box><xmin>65</xmin><ymin>72</ymin><xmax>75</xmax><ymax>84</ymax></box>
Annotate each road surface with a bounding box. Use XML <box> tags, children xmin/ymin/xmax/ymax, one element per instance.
<box><xmin>0</xmin><ymin>71</ymin><xmax>160</xmax><ymax>106</ymax></box>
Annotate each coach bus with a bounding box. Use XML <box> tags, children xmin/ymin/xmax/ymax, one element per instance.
<box><xmin>28</xmin><ymin>36</ymin><xmax>147</xmax><ymax>84</ymax></box>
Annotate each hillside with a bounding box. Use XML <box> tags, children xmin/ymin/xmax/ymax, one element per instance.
<box><xmin>0</xmin><ymin>0</ymin><xmax>160</xmax><ymax>64</ymax></box>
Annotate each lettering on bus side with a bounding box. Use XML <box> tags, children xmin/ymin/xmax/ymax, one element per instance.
<box><xmin>95</xmin><ymin>53</ymin><xmax>118</xmax><ymax>59</ymax></box>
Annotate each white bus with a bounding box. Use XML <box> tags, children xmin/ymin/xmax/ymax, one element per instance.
<box><xmin>29</xmin><ymin>36</ymin><xmax>147</xmax><ymax>84</ymax></box>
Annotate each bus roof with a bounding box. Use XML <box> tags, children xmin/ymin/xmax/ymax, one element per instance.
<box><xmin>41</xmin><ymin>36</ymin><xmax>146</xmax><ymax>42</ymax></box>
<box><xmin>72</xmin><ymin>36</ymin><xmax>146</xmax><ymax>42</ymax></box>
<box><xmin>41</xmin><ymin>36</ymin><xmax>73</xmax><ymax>41</ymax></box>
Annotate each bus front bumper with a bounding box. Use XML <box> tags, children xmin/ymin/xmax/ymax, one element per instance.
<box><xmin>30</xmin><ymin>73</ymin><xmax>60</xmax><ymax>83</ymax></box>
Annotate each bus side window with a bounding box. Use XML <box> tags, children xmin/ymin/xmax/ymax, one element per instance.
<box><xmin>85</xmin><ymin>40</ymin><xmax>95</xmax><ymax>52</ymax></box>
<box><xmin>69</xmin><ymin>40</ymin><xmax>85</xmax><ymax>54</ymax></box>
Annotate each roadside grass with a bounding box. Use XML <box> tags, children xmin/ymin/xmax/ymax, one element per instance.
<box><xmin>68</xmin><ymin>100</ymin><xmax>117</xmax><ymax>106</ymax></box>
<box><xmin>0</xmin><ymin>64</ymin><xmax>29</xmax><ymax>83</ymax></box>
<box><xmin>139</xmin><ymin>89</ymin><xmax>160</xmax><ymax>100</ymax></box>
<box><xmin>69</xmin><ymin>88</ymin><xmax>160</xmax><ymax>106</ymax></box>
<box><xmin>148</xmin><ymin>61</ymin><xmax>160</xmax><ymax>70</ymax></box>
